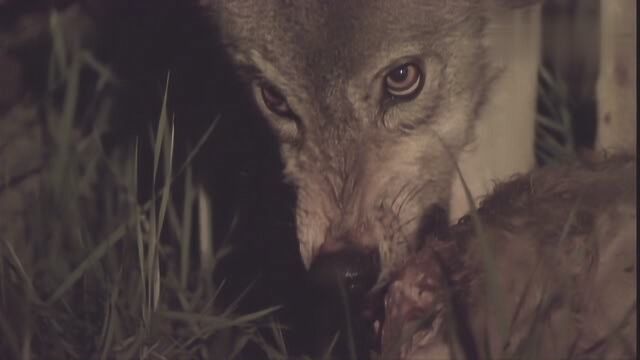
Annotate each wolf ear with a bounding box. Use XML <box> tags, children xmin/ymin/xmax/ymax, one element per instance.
<box><xmin>496</xmin><ymin>0</ymin><xmax>543</xmax><ymax>8</ymax></box>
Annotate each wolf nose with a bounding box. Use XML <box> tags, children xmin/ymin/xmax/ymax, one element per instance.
<box><xmin>308</xmin><ymin>246</ymin><xmax>380</xmax><ymax>302</ymax></box>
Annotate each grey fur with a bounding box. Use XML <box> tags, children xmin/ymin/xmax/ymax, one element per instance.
<box><xmin>209</xmin><ymin>0</ymin><xmax>541</xmax><ymax>275</ymax></box>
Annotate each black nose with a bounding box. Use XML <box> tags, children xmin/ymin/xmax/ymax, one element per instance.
<box><xmin>306</xmin><ymin>247</ymin><xmax>380</xmax><ymax>359</ymax></box>
<box><xmin>308</xmin><ymin>247</ymin><xmax>380</xmax><ymax>302</ymax></box>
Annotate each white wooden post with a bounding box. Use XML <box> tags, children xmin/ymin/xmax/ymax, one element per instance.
<box><xmin>596</xmin><ymin>0</ymin><xmax>637</xmax><ymax>153</ymax></box>
<box><xmin>449</xmin><ymin>5</ymin><xmax>542</xmax><ymax>221</ymax></box>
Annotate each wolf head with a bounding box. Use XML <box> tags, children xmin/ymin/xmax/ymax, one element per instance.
<box><xmin>210</xmin><ymin>0</ymin><xmax>539</xmax><ymax>278</ymax></box>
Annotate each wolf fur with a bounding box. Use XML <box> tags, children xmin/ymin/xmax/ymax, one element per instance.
<box><xmin>209</xmin><ymin>0</ymin><xmax>542</xmax><ymax>277</ymax></box>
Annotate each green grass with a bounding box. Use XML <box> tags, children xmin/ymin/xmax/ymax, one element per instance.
<box><xmin>535</xmin><ymin>65</ymin><xmax>579</xmax><ymax>165</ymax></box>
<box><xmin>0</xmin><ymin>10</ymin><xmax>288</xmax><ymax>360</ymax></box>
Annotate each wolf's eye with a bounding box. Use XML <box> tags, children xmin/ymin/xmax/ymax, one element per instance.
<box><xmin>385</xmin><ymin>63</ymin><xmax>423</xmax><ymax>98</ymax></box>
<box><xmin>260</xmin><ymin>84</ymin><xmax>293</xmax><ymax>117</ymax></box>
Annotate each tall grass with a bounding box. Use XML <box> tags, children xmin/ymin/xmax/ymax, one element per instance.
<box><xmin>535</xmin><ymin>65</ymin><xmax>579</xmax><ymax>165</ymax></box>
<box><xmin>0</xmin><ymin>10</ymin><xmax>288</xmax><ymax>360</ymax></box>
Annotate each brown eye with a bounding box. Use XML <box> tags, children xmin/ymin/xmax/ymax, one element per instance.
<box><xmin>260</xmin><ymin>84</ymin><xmax>292</xmax><ymax>116</ymax></box>
<box><xmin>385</xmin><ymin>63</ymin><xmax>423</xmax><ymax>98</ymax></box>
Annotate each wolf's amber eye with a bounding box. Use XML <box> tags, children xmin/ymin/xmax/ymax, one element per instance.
<box><xmin>385</xmin><ymin>63</ymin><xmax>423</xmax><ymax>98</ymax></box>
<box><xmin>260</xmin><ymin>84</ymin><xmax>292</xmax><ymax>117</ymax></box>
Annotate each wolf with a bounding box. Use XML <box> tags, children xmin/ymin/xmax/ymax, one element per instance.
<box><xmin>209</xmin><ymin>0</ymin><xmax>543</xmax><ymax>290</ymax></box>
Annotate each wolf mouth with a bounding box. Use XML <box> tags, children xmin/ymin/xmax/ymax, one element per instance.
<box><xmin>303</xmin><ymin>201</ymin><xmax>451</xmax><ymax>359</ymax></box>
<box><xmin>370</xmin><ymin>203</ymin><xmax>449</xmax><ymax>348</ymax></box>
